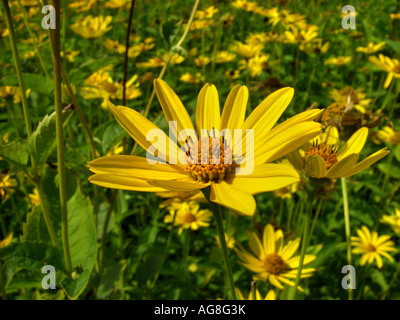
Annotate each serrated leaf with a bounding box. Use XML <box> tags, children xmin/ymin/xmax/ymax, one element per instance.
<box><xmin>0</xmin><ymin>242</ymin><xmax>67</xmax><ymax>274</ymax></box>
<box><xmin>0</xmin><ymin>140</ymin><xmax>29</xmax><ymax>167</ymax></box>
<box><xmin>96</xmin><ymin>260</ymin><xmax>127</xmax><ymax>299</ymax></box>
<box><xmin>60</xmin><ymin>189</ymin><xmax>96</xmax><ymax>299</ymax></box>
<box><xmin>20</xmin><ymin>206</ymin><xmax>42</xmax><ymax>242</ymax></box>
<box><xmin>29</xmin><ymin>105</ymin><xmax>74</xmax><ymax>165</ymax></box>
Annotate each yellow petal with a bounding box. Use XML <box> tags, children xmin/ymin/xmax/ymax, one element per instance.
<box><xmin>88</xmin><ymin>155</ymin><xmax>187</xmax><ymax>179</ymax></box>
<box><xmin>153</xmin><ymin>79</ymin><xmax>194</xmax><ymax>142</ymax></box>
<box><xmin>89</xmin><ymin>174</ymin><xmax>167</xmax><ymax>192</ymax></box>
<box><xmin>148</xmin><ymin>178</ymin><xmax>210</xmax><ymax>192</ymax></box>
<box><xmin>247</xmin><ymin>230</ymin><xmax>265</xmax><ymax>258</ymax></box>
<box><xmin>337</xmin><ymin>127</ymin><xmax>368</xmax><ymax>161</ymax></box>
<box><xmin>210</xmin><ymin>181</ymin><xmax>256</xmax><ymax>216</ymax></box>
<box><xmin>326</xmin><ymin>154</ymin><xmax>359</xmax><ymax>178</ymax></box>
<box><xmin>305</xmin><ymin>154</ymin><xmax>327</xmax><ymax>178</ymax></box>
<box><xmin>220</xmin><ymin>85</ymin><xmax>248</xmax><ymax>132</ymax></box>
<box><xmin>227</xmin><ymin>163</ymin><xmax>300</xmax><ymax>194</ymax></box>
<box><xmin>108</xmin><ymin>100</ymin><xmax>182</xmax><ymax>163</ymax></box>
<box><xmin>263</xmin><ymin>224</ymin><xmax>275</xmax><ymax>254</ymax></box>
<box><xmin>340</xmin><ymin>148</ymin><xmax>389</xmax><ymax>177</ymax></box>
<box><xmin>196</xmin><ymin>83</ymin><xmax>220</xmax><ymax>135</ymax></box>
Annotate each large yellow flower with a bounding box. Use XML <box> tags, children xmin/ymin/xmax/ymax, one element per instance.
<box><xmin>351</xmin><ymin>226</ymin><xmax>397</xmax><ymax>268</ymax></box>
<box><xmin>70</xmin><ymin>15</ymin><xmax>112</xmax><ymax>39</ymax></box>
<box><xmin>235</xmin><ymin>224</ymin><xmax>316</xmax><ymax>290</ymax></box>
<box><xmin>288</xmin><ymin>126</ymin><xmax>389</xmax><ymax>179</ymax></box>
<box><xmin>88</xmin><ymin>79</ymin><xmax>322</xmax><ymax>216</ymax></box>
<box><xmin>369</xmin><ymin>54</ymin><xmax>400</xmax><ymax>89</ymax></box>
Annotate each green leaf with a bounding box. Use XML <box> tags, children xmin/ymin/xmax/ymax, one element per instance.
<box><xmin>0</xmin><ymin>73</ymin><xmax>54</xmax><ymax>95</ymax></box>
<box><xmin>96</xmin><ymin>260</ymin><xmax>127</xmax><ymax>299</ymax></box>
<box><xmin>29</xmin><ymin>105</ymin><xmax>74</xmax><ymax>165</ymax></box>
<box><xmin>60</xmin><ymin>189</ymin><xmax>96</xmax><ymax>299</ymax></box>
<box><xmin>20</xmin><ymin>206</ymin><xmax>42</xmax><ymax>242</ymax></box>
<box><xmin>0</xmin><ymin>242</ymin><xmax>67</xmax><ymax>274</ymax></box>
<box><xmin>378</xmin><ymin>162</ymin><xmax>400</xmax><ymax>179</ymax></box>
<box><xmin>0</xmin><ymin>140</ymin><xmax>29</xmax><ymax>167</ymax></box>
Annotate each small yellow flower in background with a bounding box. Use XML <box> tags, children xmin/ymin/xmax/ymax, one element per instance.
<box><xmin>235</xmin><ymin>224</ymin><xmax>316</xmax><ymax>290</ymax></box>
<box><xmin>180</xmin><ymin>72</ymin><xmax>205</xmax><ymax>84</ymax></box>
<box><xmin>105</xmin><ymin>0</ymin><xmax>130</xmax><ymax>9</ymax></box>
<box><xmin>329</xmin><ymin>86</ymin><xmax>372</xmax><ymax>114</ymax></box>
<box><xmin>194</xmin><ymin>56</ymin><xmax>211</xmax><ymax>67</ymax></box>
<box><xmin>103</xmin><ymin>39</ymin><xmax>126</xmax><ymax>54</ymax></box>
<box><xmin>28</xmin><ymin>188</ymin><xmax>40</xmax><ymax>206</ymax></box>
<box><xmin>284</xmin><ymin>25</ymin><xmax>318</xmax><ymax>44</ymax></box>
<box><xmin>324</xmin><ymin>56</ymin><xmax>352</xmax><ymax>66</ymax></box>
<box><xmin>356</xmin><ymin>42</ymin><xmax>386</xmax><ymax>55</ymax></box>
<box><xmin>136</xmin><ymin>53</ymin><xmax>184</xmax><ymax>68</ymax></box>
<box><xmin>61</xmin><ymin>50</ymin><xmax>80</xmax><ymax>63</ymax></box>
<box><xmin>390</xmin><ymin>13</ymin><xmax>400</xmax><ymax>19</ymax></box>
<box><xmin>235</xmin><ymin>287</ymin><xmax>276</xmax><ymax>300</ymax></box>
<box><xmin>0</xmin><ymin>175</ymin><xmax>17</xmax><ymax>200</ymax></box>
<box><xmin>214</xmin><ymin>51</ymin><xmax>236</xmax><ymax>64</ymax></box>
<box><xmin>381</xmin><ymin>208</ymin><xmax>400</xmax><ymax>233</ymax></box>
<box><xmin>0</xmin><ymin>86</ymin><xmax>31</xmax><ymax>105</ymax></box>
<box><xmin>195</xmin><ymin>5</ymin><xmax>219</xmax><ymax>19</ymax></box>
<box><xmin>68</xmin><ymin>0</ymin><xmax>98</xmax><ymax>12</ymax></box>
<box><xmin>215</xmin><ymin>233</ymin><xmax>236</xmax><ymax>250</ymax></box>
<box><xmin>231</xmin><ymin>0</ymin><xmax>259</xmax><ymax>12</ymax></box>
<box><xmin>231</xmin><ymin>41</ymin><xmax>264</xmax><ymax>59</ymax></box>
<box><xmin>163</xmin><ymin>201</ymin><xmax>212</xmax><ymax>234</ymax></box>
<box><xmin>376</xmin><ymin>126</ymin><xmax>400</xmax><ymax>145</ymax></box>
<box><xmin>320</xmin><ymin>102</ymin><xmax>358</xmax><ymax>127</ymax></box>
<box><xmin>299</xmin><ymin>39</ymin><xmax>330</xmax><ymax>55</ymax></box>
<box><xmin>156</xmin><ymin>190</ymin><xmax>207</xmax><ymax>209</ymax></box>
<box><xmin>0</xmin><ymin>232</ymin><xmax>13</xmax><ymax>248</ymax></box>
<box><xmin>239</xmin><ymin>53</ymin><xmax>270</xmax><ymax>77</ymax></box>
<box><xmin>288</xmin><ymin>126</ymin><xmax>389</xmax><ymax>179</ymax></box>
<box><xmin>70</xmin><ymin>15</ymin><xmax>112</xmax><ymax>39</ymax></box>
<box><xmin>369</xmin><ymin>54</ymin><xmax>400</xmax><ymax>89</ymax></box>
<box><xmin>351</xmin><ymin>226</ymin><xmax>397</xmax><ymax>268</ymax></box>
<box><xmin>225</xmin><ymin>69</ymin><xmax>240</xmax><ymax>81</ymax></box>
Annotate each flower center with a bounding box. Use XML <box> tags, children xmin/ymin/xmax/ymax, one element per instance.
<box><xmin>304</xmin><ymin>143</ymin><xmax>338</xmax><ymax>169</ymax></box>
<box><xmin>393</xmin><ymin>64</ymin><xmax>400</xmax><ymax>73</ymax></box>
<box><xmin>365</xmin><ymin>244</ymin><xmax>376</xmax><ymax>252</ymax></box>
<box><xmin>263</xmin><ymin>253</ymin><xmax>286</xmax><ymax>275</ymax></box>
<box><xmin>184</xmin><ymin>136</ymin><xmax>233</xmax><ymax>182</ymax></box>
<box><xmin>182</xmin><ymin>212</ymin><xmax>197</xmax><ymax>224</ymax></box>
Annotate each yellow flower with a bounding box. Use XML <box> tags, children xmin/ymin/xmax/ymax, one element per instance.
<box><xmin>28</xmin><ymin>188</ymin><xmax>41</xmax><ymax>206</ymax></box>
<box><xmin>225</xmin><ymin>69</ymin><xmax>240</xmax><ymax>81</ymax></box>
<box><xmin>356</xmin><ymin>42</ymin><xmax>386</xmax><ymax>55</ymax></box>
<box><xmin>0</xmin><ymin>175</ymin><xmax>17</xmax><ymax>200</ymax></box>
<box><xmin>376</xmin><ymin>126</ymin><xmax>400</xmax><ymax>145</ymax></box>
<box><xmin>214</xmin><ymin>51</ymin><xmax>236</xmax><ymax>64</ymax></box>
<box><xmin>324</xmin><ymin>56</ymin><xmax>352</xmax><ymax>66</ymax></box>
<box><xmin>381</xmin><ymin>208</ymin><xmax>400</xmax><ymax>233</ymax></box>
<box><xmin>215</xmin><ymin>233</ymin><xmax>236</xmax><ymax>250</ymax></box>
<box><xmin>194</xmin><ymin>56</ymin><xmax>211</xmax><ymax>67</ymax></box>
<box><xmin>231</xmin><ymin>0</ymin><xmax>259</xmax><ymax>12</ymax></box>
<box><xmin>235</xmin><ymin>224</ymin><xmax>316</xmax><ymax>290</ymax></box>
<box><xmin>88</xmin><ymin>79</ymin><xmax>322</xmax><ymax>216</ymax></box>
<box><xmin>239</xmin><ymin>53</ymin><xmax>269</xmax><ymax>77</ymax></box>
<box><xmin>299</xmin><ymin>39</ymin><xmax>330</xmax><ymax>55</ymax></box>
<box><xmin>180</xmin><ymin>72</ymin><xmax>205</xmax><ymax>84</ymax></box>
<box><xmin>235</xmin><ymin>288</ymin><xmax>276</xmax><ymax>300</ymax></box>
<box><xmin>0</xmin><ymin>86</ymin><xmax>31</xmax><ymax>105</ymax></box>
<box><xmin>105</xmin><ymin>0</ymin><xmax>129</xmax><ymax>9</ymax></box>
<box><xmin>390</xmin><ymin>13</ymin><xmax>400</xmax><ymax>19</ymax></box>
<box><xmin>284</xmin><ymin>25</ymin><xmax>318</xmax><ymax>44</ymax></box>
<box><xmin>351</xmin><ymin>226</ymin><xmax>397</xmax><ymax>268</ymax></box>
<box><xmin>163</xmin><ymin>201</ymin><xmax>212</xmax><ymax>234</ymax></box>
<box><xmin>70</xmin><ymin>15</ymin><xmax>112</xmax><ymax>39</ymax></box>
<box><xmin>0</xmin><ymin>232</ymin><xmax>13</xmax><ymax>248</ymax></box>
<box><xmin>136</xmin><ymin>53</ymin><xmax>184</xmax><ymax>68</ymax></box>
<box><xmin>289</xmin><ymin>126</ymin><xmax>389</xmax><ymax>179</ymax></box>
<box><xmin>195</xmin><ymin>6</ymin><xmax>219</xmax><ymax>19</ymax></box>
<box><xmin>156</xmin><ymin>190</ymin><xmax>207</xmax><ymax>208</ymax></box>
<box><xmin>329</xmin><ymin>87</ymin><xmax>372</xmax><ymax>114</ymax></box>
<box><xmin>68</xmin><ymin>0</ymin><xmax>98</xmax><ymax>12</ymax></box>
<box><xmin>369</xmin><ymin>54</ymin><xmax>400</xmax><ymax>89</ymax></box>
<box><xmin>103</xmin><ymin>39</ymin><xmax>126</xmax><ymax>54</ymax></box>
<box><xmin>231</xmin><ymin>41</ymin><xmax>264</xmax><ymax>59</ymax></box>
<box><xmin>61</xmin><ymin>50</ymin><xmax>80</xmax><ymax>63</ymax></box>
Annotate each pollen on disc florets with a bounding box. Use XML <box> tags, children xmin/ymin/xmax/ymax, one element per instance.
<box><xmin>184</xmin><ymin>136</ymin><xmax>233</xmax><ymax>182</ymax></box>
<box><xmin>263</xmin><ymin>253</ymin><xmax>286</xmax><ymax>275</ymax></box>
<box><xmin>304</xmin><ymin>142</ymin><xmax>338</xmax><ymax>169</ymax></box>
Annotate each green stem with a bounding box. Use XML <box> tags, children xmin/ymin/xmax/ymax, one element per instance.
<box><xmin>50</xmin><ymin>0</ymin><xmax>72</xmax><ymax>274</ymax></box>
<box><xmin>288</xmin><ymin>194</ymin><xmax>311</xmax><ymax>300</ymax></box>
<box><xmin>210</xmin><ymin>201</ymin><xmax>237</xmax><ymax>300</ymax></box>
<box><xmin>99</xmin><ymin>193</ymin><xmax>115</xmax><ymax>275</ymax></box>
<box><xmin>341</xmin><ymin>177</ymin><xmax>353</xmax><ymax>300</ymax></box>
<box><xmin>251</xmin><ymin>281</ymin><xmax>257</xmax><ymax>300</ymax></box>
<box><xmin>5</xmin><ymin>97</ymin><xmax>23</xmax><ymax>138</ymax></box>
<box><xmin>0</xmin><ymin>261</ymin><xmax>6</xmax><ymax>300</ymax></box>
